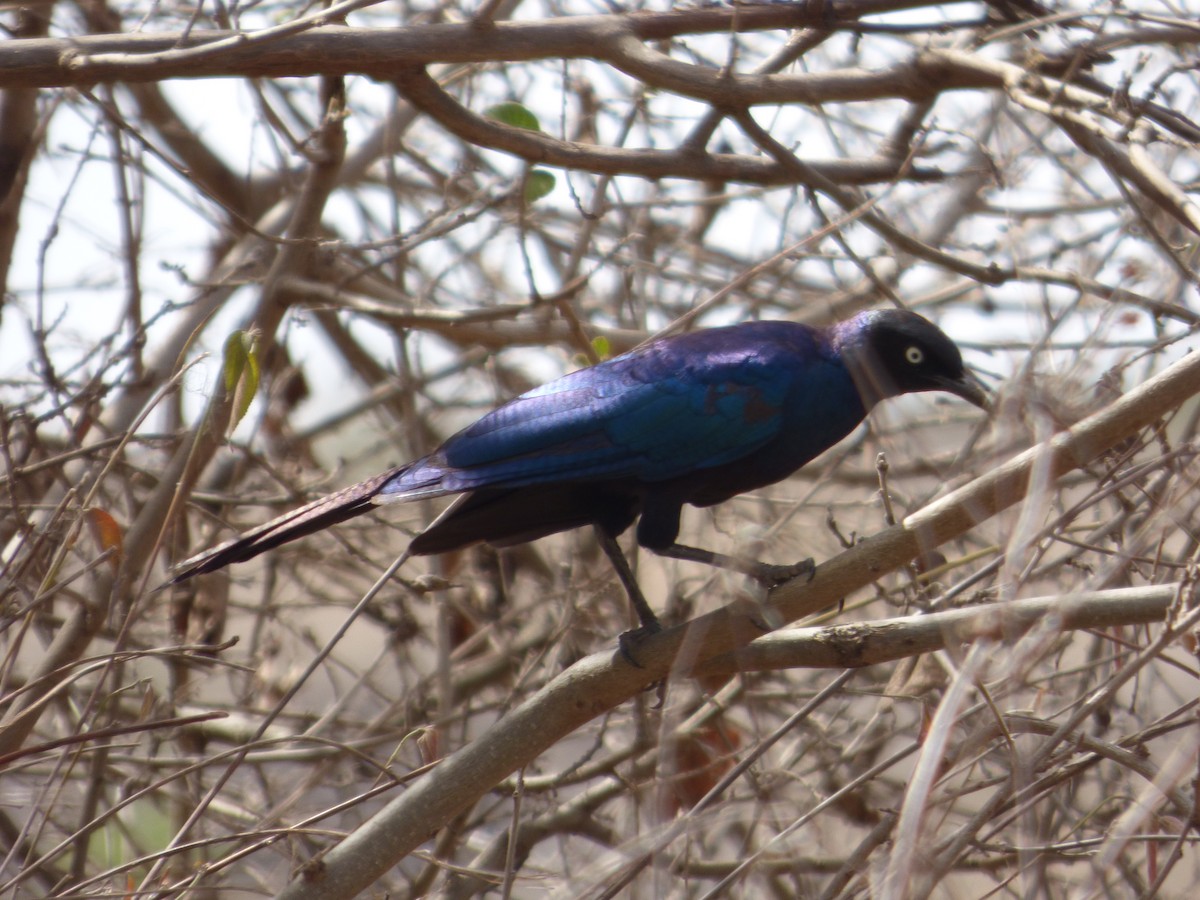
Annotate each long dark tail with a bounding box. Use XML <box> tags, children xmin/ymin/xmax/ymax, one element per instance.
<box><xmin>170</xmin><ymin>467</ymin><xmax>407</xmax><ymax>583</ymax></box>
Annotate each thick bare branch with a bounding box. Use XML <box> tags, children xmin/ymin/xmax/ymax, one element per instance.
<box><xmin>0</xmin><ymin>4</ymin><xmax>948</xmax><ymax>88</ymax></box>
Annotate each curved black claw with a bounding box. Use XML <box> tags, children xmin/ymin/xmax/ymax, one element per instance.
<box><xmin>750</xmin><ymin>557</ymin><xmax>816</xmax><ymax>588</ymax></box>
<box><xmin>617</xmin><ymin>620</ymin><xmax>663</xmax><ymax>668</ymax></box>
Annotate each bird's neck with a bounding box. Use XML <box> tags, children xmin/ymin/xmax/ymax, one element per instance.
<box><xmin>830</xmin><ymin>319</ymin><xmax>892</xmax><ymax>409</ymax></box>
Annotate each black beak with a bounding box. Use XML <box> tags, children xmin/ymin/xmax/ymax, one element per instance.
<box><xmin>934</xmin><ymin>370</ymin><xmax>991</xmax><ymax>412</ymax></box>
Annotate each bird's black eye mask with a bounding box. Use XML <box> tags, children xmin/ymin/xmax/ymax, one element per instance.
<box><xmin>840</xmin><ymin>315</ymin><xmax>980</xmax><ymax>408</ymax></box>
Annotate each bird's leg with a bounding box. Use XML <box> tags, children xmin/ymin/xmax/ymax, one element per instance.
<box><xmin>594</xmin><ymin>526</ymin><xmax>662</xmax><ymax>667</ymax></box>
<box><xmin>655</xmin><ymin>542</ymin><xmax>815</xmax><ymax>588</ymax></box>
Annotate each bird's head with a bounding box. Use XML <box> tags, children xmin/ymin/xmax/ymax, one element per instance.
<box><xmin>834</xmin><ymin>309</ymin><xmax>990</xmax><ymax>411</ymax></box>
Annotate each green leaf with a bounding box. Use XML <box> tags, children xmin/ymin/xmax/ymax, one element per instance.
<box><xmin>222</xmin><ymin>330</ymin><xmax>260</xmax><ymax>433</ymax></box>
<box><xmin>524</xmin><ymin>169</ymin><xmax>556</xmax><ymax>203</ymax></box>
<box><xmin>486</xmin><ymin>102</ymin><xmax>541</xmax><ymax>132</ymax></box>
<box><xmin>591</xmin><ymin>334</ymin><xmax>612</xmax><ymax>360</ymax></box>
<box><xmin>222</xmin><ymin>331</ymin><xmax>246</xmax><ymax>393</ymax></box>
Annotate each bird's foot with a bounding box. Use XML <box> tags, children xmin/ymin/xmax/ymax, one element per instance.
<box><xmin>619</xmin><ymin>623</ymin><xmax>669</xmax><ymax>706</ymax></box>
<box><xmin>748</xmin><ymin>557</ymin><xmax>816</xmax><ymax>589</ymax></box>
<box><xmin>617</xmin><ymin>619</ymin><xmax>663</xmax><ymax>669</ymax></box>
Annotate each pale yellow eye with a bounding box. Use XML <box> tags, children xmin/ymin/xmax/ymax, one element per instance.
<box><xmin>905</xmin><ymin>346</ymin><xmax>924</xmax><ymax>365</ymax></box>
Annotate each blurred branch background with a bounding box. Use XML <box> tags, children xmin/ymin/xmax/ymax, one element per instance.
<box><xmin>2</xmin><ymin>1</ymin><xmax>1199</xmax><ymax>897</ymax></box>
